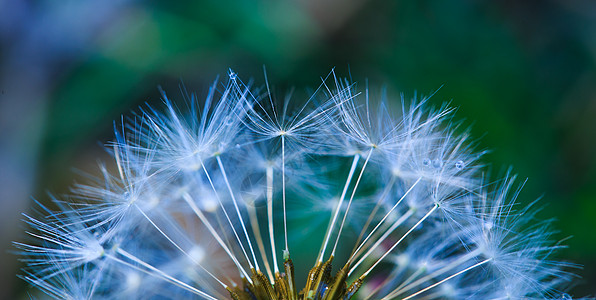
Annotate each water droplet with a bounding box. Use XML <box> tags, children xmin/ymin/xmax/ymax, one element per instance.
<box><xmin>455</xmin><ymin>160</ymin><xmax>465</xmax><ymax>170</ymax></box>
<box><xmin>560</xmin><ymin>293</ymin><xmax>572</xmax><ymax>300</ymax></box>
<box><xmin>432</xmin><ymin>159</ymin><xmax>442</xmax><ymax>169</ymax></box>
<box><xmin>228</xmin><ymin>69</ymin><xmax>237</xmax><ymax>81</ymax></box>
<box><xmin>423</xmin><ymin>158</ymin><xmax>431</xmax><ymax>166</ymax></box>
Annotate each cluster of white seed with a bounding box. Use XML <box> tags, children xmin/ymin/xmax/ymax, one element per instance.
<box><xmin>16</xmin><ymin>70</ymin><xmax>581</xmax><ymax>299</ymax></box>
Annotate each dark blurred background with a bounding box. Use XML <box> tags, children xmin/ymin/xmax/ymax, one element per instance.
<box><xmin>1</xmin><ymin>0</ymin><xmax>595</xmax><ymax>298</ymax></box>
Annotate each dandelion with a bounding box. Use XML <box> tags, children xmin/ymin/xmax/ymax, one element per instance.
<box><xmin>16</xmin><ymin>70</ymin><xmax>584</xmax><ymax>299</ymax></box>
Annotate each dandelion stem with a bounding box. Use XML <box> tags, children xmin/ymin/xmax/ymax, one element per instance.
<box><xmin>113</xmin><ymin>143</ymin><xmax>125</xmax><ymax>182</ymax></box>
<box><xmin>266</xmin><ymin>165</ymin><xmax>279</xmax><ymax>273</ymax></box>
<box><xmin>318</xmin><ymin>154</ymin><xmax>360</xmax><ymax>263</ymax></box>
<box><xmin>247</xmin><ymin>201</ymin><xmax>275</xmax><ymax>283</ymax></box>
<box><xmin>331</xmin><ymin>147</ymin><xmax>374</xmax><ymax>257</ymax></box>
<box><xmin>216</xmin><ymin>156</ymin><xmax>261</xmax><ymax>272</ymax></box>
<box><xmin>282</xmin><ymin>134</ymin><xmax>288</xmax><ymax>254</ymax></box>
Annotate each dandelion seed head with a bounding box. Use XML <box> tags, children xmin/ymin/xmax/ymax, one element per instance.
<box><xmin>15</xmin><ymin>70</ymin><xmax>586</xmax><ymax>300</ymax></box>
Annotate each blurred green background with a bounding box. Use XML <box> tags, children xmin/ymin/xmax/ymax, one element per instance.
<box><xmin>1</xmin><ymin>0</ymin><xmax>595</xmax><ymax>298</ymax></box>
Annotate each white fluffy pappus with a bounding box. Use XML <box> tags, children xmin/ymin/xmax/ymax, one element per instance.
<box><xmin>16</xmin><ymin>70</ymin><xmax>586</xmax><ymax>300</ymax></box>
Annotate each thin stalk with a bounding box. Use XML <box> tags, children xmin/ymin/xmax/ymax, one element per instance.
<box><xmin>217</xmin><ymin>156</ymin><xmax>260</xmax><ymax>271</ymax></box>
<box><xmin>318</xmin><ymin>154</ymin><xmax>360</xmax><ymax>263</ymax></box>
<box><xmin>247</xmin><ymin>201</ymin><xmax>275</xmax><ymax>283</ymax></box>
<box><xmin>182</xmin><ymin>193</ymin><xmax>252</xmax><ymax>282</ymax></box>
<box><xmin>398</xmin><ymin>259</ymin><xmax>491</xmax><ymax>300</ymax></box>
<box><xmin>199</xmin><ymin>161</ymin><xmax>254</xmax><ymax>271</ymax></box>
<box><xmin>112</xmin><ymin>249</ymin><xmax>218</xmax><ymax>300</ymax></box>
<box><xmin>349</xmin><ymin>209</ymin><xmax>414</xmax><ymax>276</ymax></box>
<box><xmin>331</xmin><ymin>147</ymin><xmax>374</xmax><ymax>257</ymax></box>
<box><xmin>266</xmin><ymin>165</ymin><xmax>279</xmax><ymax>273</ymax></box>
<box><xmin>360</xmin><ymin>204</ymin><xmax>438</xmax><ymax>278</ymax></box>
<box><xmin>135</xmin><ymin>205</ymin><xmax>227</xmax><ymax>288</ymax></box>
<box><xmin>389</xmin><ymin>248</ymin><xmax>482</xmax><ymax>298</ymax></box>
<box><xmin>350</xmin><ymin>175</ymin><xmax>397</xmax><ymax>258</ymax></box>
<box><xmin>282</xmin><ymin>135</ymin><xmax>288</xmax><ymax>254</ymax></box>
<box><xmin>349</xmin><ymin>177</ymin><xmax>421</xmax><ymax>263</ymax></box>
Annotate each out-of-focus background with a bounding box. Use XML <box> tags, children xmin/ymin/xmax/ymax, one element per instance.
<box><xmin>1</xmin><ymin>0</ymin><xmax>595</xmax><ymax>298</ymax></box>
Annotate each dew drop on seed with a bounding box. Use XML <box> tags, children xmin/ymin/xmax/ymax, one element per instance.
<box><xmin>432</xmin><ymin>159</ymin><xmax>442</xmax><ymax>169</ymax></box>
<box><xmin>455</xmin><ymin>160</ymin><xmax>465</xmax><ymax>170</ymax></box>
<box><xmin>228</xmin><ymin>70</ymin><xmax>237</xmax><ymax>81</ymax></box>
<box><xmin>423</xmin><ymin>158</ymin><xmax>431</xmax><ymax>166</ymax></box>
<box><xmin>560</xmin><ymin>293</ymin><xmax>572</xmax><ymax>300</ymax></box>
